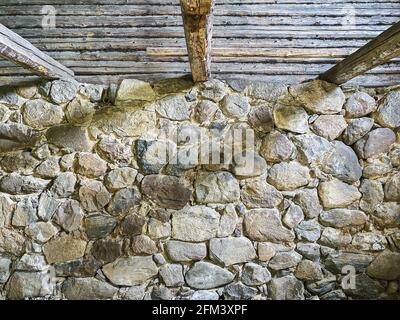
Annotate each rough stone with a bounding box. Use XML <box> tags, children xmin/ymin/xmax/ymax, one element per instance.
<box><xmin>76</xmin><ymin>152</ymin><xmax>108</xmax><ymax>178</ymax></box>
<box><xmin>291</xmin><ymin>134</ymin><xmax>332</xmax><ymax>164</ymax></box>
<box><xmin>120</xmin><ymin>214</ymin><xmax>146</xmax><ymax>236</ymax></box>
<box><xmin>46</xmin><ymin>125</ymin><xmax>92</xmax><ymax>152</ymax></box>
<box><xmin>318</xmin><ymin>179</ymin><xmax>361</xmax><ymax>209</ymax></box>
<box><xmin>221</xmin><ymin>94</ymin><xmax>250</xmax><ymax>118</ymax></box>
<box><xmin>247</xmin><ymin>104</ymin><xmax>274</xmax><ymax>133</ymax></box>
<box><xmin>6</xmin><ymin>271</ymin><xmax>54</xmax><ymax>300</ymax></box>
<box><xmin>0</xmin><ymin>123</ymin><xmax>40</xmax><ymax>153</ymax></box>
<box><xmin>37</xmin><ymin>191</ymin><xmax>59</xmax><ymax>221</ymax></box>
<box><xmin>97</xmin><ymin>136</ymin><xmax>132</xmax><ymax>165</ymax></box>
<box><xmin>241</xmin><ymin>179</ymin><xmax>283</xmax><ymax>209</ymax></box>
<box><xmin>267</xmin><ymin>161</ymin><xmax>310</xmax><ymax>191</ymax></box>
<box><xmin>155</xmin><ymin>95</ymin><xmax>190</xmax><ymax>121</ymax></box>
<box><xmin>325</xmin><ymin>252</ymin><xmax>374</xmax><ymax>273</ymax></box>
<box><xmin>355</xmin><ymin>128</ymin><xmax>396</xmax><ymax>159</ymax></box>
<box><xmin>295</xmin><ymin>219</ymin><xmax>321</xmax><ymax>242</ymax></box>
<box><xmin>159</xmin><ymin>264</ymin><xmax>185</xmax><ymax>287</ymax></box>
<box><xmin>50</xmin><ymin>80</ymin><xmax>78</xmax><ymax>104</ymax></box>
<box><xmin>294</xmin><ymin>188</ymin><xmax>322</xmax><ymax>219</ymax></box>
<box><xmin>241</xmin><ymin>262</ymin><xmax>271</xmax><ymax>286</ymax></box>
<box><xmin>105</xmin><ymin>167</ymin><xmax>137</xmax><ymax>191</ymax></box>
<box><xmin>345</xmin><ymin>92</ymin><xmax>377</xmax><ymax>117</ymax></box>
<box><xmin>0</xmin><ymin>173</ymin><xmax>48</xmax><ymax>195</ymax></box>
<box><xmin>223</xmin><ymin>282</ymin><xmax>258</xmax><ymax>300</ymax></box>
<box><xmin>91</xmin><ymin>239</ymin><xmax>122</xmax><ymax>264</ymax></box>
<box><xmin>283</xmin><ymin>202</ymin><xmax>304</xmax><ymax>229</ymax></box>
<box><xmin>62</xmin><ymin>277</ymin><xmax>118</xmax><ymax>300</ymax></box>
<box><xmin>35</xmin><ymin>156</ymin><xmax>60</xmax><ymax>178</ymax></box>
<box><xmin>1</xmin><ymin>151</ymin><xmax>40</xmax><ymax>175</ymax></box>
<box><xmin>131</xmin><ymin>235</ymin><xmax>158</xmax><ymax>255</ymax></box>
<box><xmin>84</xmin><ymin>214</ymin><xmax>117</xmax><ymax>239</ymax></box>
<box><xmin>79</xmin><ymin>179</ymin><xmax>111</xmax><ymax>212</ymax></box>
<box><xmin>352</xmin><ymin>232</ymin><xmax>387</xmax><ymax>252</ymax></box>
<box><xmin>384</xmin><ymin>172</ymin><xmax>400</xmax><ymax>201</ymax></box>
<box><xmin>22</xmin><ymin>99</ymin><xmax>64</xmax><ymax>129</ymax></box>
<box><xmin>50</xmin><ymin>172</ymin><xmax>77</xmax><ymax>198</ymax></box>
<box><xmin>12</xmin><ymin>197</ymin><xmax>38</xmax><ymax>227</ymax></box>
<box><xmin>320</xmin><ymin>209</ymin><xmax>367</xmax><ymax>228</ymax></box>
<box><xmin>0</xmin><ymin>228</ymin><xmax>25</xmax><ymax>256</ymax></box>
<box><xmin>0</xmin><ymin>256</ymin><xmax>11</xmax><ymax>283</ymax></box>
<box><xmin>367</xmin><ymin>250</ymin><xmax>400</xmax><ymax>280</ymax></box>
<box><xmin>200</xmin><ymin>79</ymin><xmax>228</xmax><ymax>102</ymax></box>
<box><xmin>136</xmin><ymin>139</ymin><xmax>176</xmax><ymax>174</ymax></box>
<box><xmin>115</xmin><ymin>79</ymin><xmax>156</xmax><ymax>103</ymax></box>
<box><xmin>296</xmin><ymin>243</ymin><xmax>320</xmax><ymax>261</ymax></box>
<box><xmin>24</xmin><ymin>221</ymin><xmax>58</xmax><ymax>243</ymax></box>
<box><xmin>196</xmin><ymin>99</ymin><xmax>219</xmax><ymax>125</ymax></box>
<box><xmin>54</xmin><ymin>199</ymin><xmax>83</xmax><ymax>232</ymax></box>
<box><xmin>107</xmin><ymin>187</ymin><xmax>141</xmax><ymax>215</ymax></box>
<box><xmin>343</xmin><ymin>273</ymin><xmax>385</xmax><ymax>299</ymax></box>
<box><xmin>373</xmin><ymin>202</ymin><xmax>400</xmax><ymax>228</ymax></box>
<box><xmin>185</xmin><ymin>261</ymin><xmax>234</xmax><ymax>289</ymax></box>
<box><xmin>375</xmin><ymin>91</ymin><xmax>400</xmax><ymax>128</ymax></box>
<box><xmin>260</xmin><ymin>131</ymin><xmax>295</xmax><ymax>162</ymax></box>
<box><xmin>269</xmin><ymin>275</ymin><xmax>305</xmax><ymax>300</ymax></box>
<box><xmin>165</xmin><ymin>241</ymin><xmax>207</xmax><ymax>262</ymax></box>
<box><xmin>311</xmin><ymin>115</ymin><xmax>347</xmax><ymax>140</ymax></box>
<box><xmin>148</xmin><ymin>218</ymin><xmax>171</xmax><ymax>239</ymax></box>
<box><xmin>273</xmin><ymin>104</ymin><xmax>309</xmax><ymax>134</ymax></box>
<box><xmin>43</xmin><ymin>235</ymin><xmax>87</xmax><ymax>264</ymax></box>
<box><xmin>209</xmin><ymin>237</ymin><xmax>256</xmax><ymax>266</ymax></box>
<box><xmin>342</xmin><ymin>117</ymin><xmax>374</xmax><ymax>145</ymax></box>
<box><xmin>295</xmin><ymin>259</ymin><xmax>324</xmax><ymax>281</ymax></box>
<box><xmin>65</xmin><ymin>97</ymin><xmax>96</xmax><ymax>124</ymax></box>
<box><xmin>195</xmin><ymin>171</ymin><xmax>240</xmax><ymax>203</ymax></box>
<box><xmin>319</xmin><ymin>227</ymin><xmax>352</xmax><ymax>248</ymax></box>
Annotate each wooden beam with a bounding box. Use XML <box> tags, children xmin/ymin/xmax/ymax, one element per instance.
<box><xmin>0</xmin><ymin>23</ymin><xmax>74</xmax><ymax>80</ymax></box>
<box><xmin>180</xmin><ymin>0</ymin><xmax>215</xmax><ymax>82</ymax></box>
<box><xmin>320</xmin><ymin>21</ymin><xmax>400</xmax><ymax>84</ymax></box>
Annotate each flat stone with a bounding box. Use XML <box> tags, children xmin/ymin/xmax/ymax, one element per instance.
<box><xmin>342</xmin><ymin>117</ymin><xmax>374</xmax><ymax>145</ymax></box>
<box><xmin>217</xmin><ymin>205</ymin><xmax>238</xmax><ymax>237</ymax></box>
<box><xmin>103</xmin><ymin>256</ymin><xmax>158</xmax><ymax>286</ymax></box>
<box><xmin>267</xmin><ymin>161</ymin><xmax>310</xmax><ymax>191</ymax></box>
<box><xmin>22</xmin><ymin>99</ymin><xmax>64</xmax><ymax>129</ymax></box>
<box><xmin>289</xmin><ymin>80</ymin><xmax>345</xmax><ymax>114</ymax></box>
<box><xmin>115</xmin><ymin>79</ymin><xmax>156</xmax><ymax>104</ymax></box>
<box><xmin>191</xmin><ymin>291</ymin><xmax>219</xmax><ymax>300</ymax></box>
<box><xmin>0</xmin><ymin>228</ymin><xmax>25</xmax><ymax>256</ymax></box>
<box><xmin>241</xmin><ymin>178</ymin><xmax>283</xmax><ymax>209</ymax></box>
<box><xmin>321</xmin><ymin>141</ymin><xmax>362</xmax><ymax>183</ymax></box>
<box><xmin>185</xmin><ymin>261</ymin><xmax>234</xmax><ymax>289</ymax></box>
<box><xmin>257</xmin><ymin>243</ymin><xmax>276</xmax><ymax>262</ymax></box>
<box><xmin>291</xmin><ymin>134</ymin><xmax>332</xmax><ymax>164</ymax></box>
<box><xmin>319</xmin><ymin>227</ymin><xmax>352</xmax><ymax>248</ymax></box>
<box><xmin>120</xmin><ymin>214</ymin><xmax>146</xmax><ymax>236</ymax></box>
<box><xmin>295</xmin><ymin>219</ymin><xmax>321</xmax><ymax>242</ymax></box>
<box><xmin>136</xmin><ymin>139</ymin><xmax>176</xmax><ymax>174</ymax></box>
<box><xmin>283</xmin><ymin>202</ymin><xmax>304</xmax><ymax>229</ymax></box>
<box><xmin>0</xmin><ymin>122</ymin><xmax>40</xmax><ymax>153</ymax></box>
<box><xmin>15</xmin><ymin>254</ymin><xmax>48</xmax><ymax>271</ymax></box>
<box><xmin>345</xmin><ymin>92</ymin><xmax>377</xmax><ymax>117</ymax></box>
<box><xmin>12</xmin><ymin>196</ymin><xmax>38</xmax><ymax>227</ymax></box>
<box><xmin>0</xmin><ymin>173</ymin><xmax>49</xmax><ymax>195</ymax></box>
<box><xmin>107</xmin><ymin>187</ymin><xmax>141</xmax><ymax>215</ymax></box>
<box><xmin>355</xmin><ymin>128</ymin><xmax>396</xmax><ymax>159</ymax></box>
<box><xmin>223</xmin><ymin>282</ymin><xmax>258</xmax><ymax>300</ymax></box>
<box><xmin>367</xmin><ymin>250</ymin><xmax>400</xmax><ymax>280</ymax></box>
<box><xmin>76</xmin><ymin>152</ymin><xmax>108</xmax><ymax>178</ymax></box>
<box><xmin>43</xmin><ymin>235</ymin><xmax>87</xmax><ymax>264</ymax></box>
<box><xmin>318</xmin><ymin>179</ymin><xmax>361</xmax><ymax>209</ymax></box>
<box><xmin>273</xmin><ymin>104</ymin><xmax>309</xmax><ymax>134</ymax></box>
<box><xmin>295</xmin><ymin>260</ymin><xmax>324</xmax><ymax>281</ymax></box>
<box><xmin>296</xmin><ymin>243</ymin><xmax>320</xmax><ymax>261</ymax></box>
<box><xmin>38</xmin><ymin>191</ymin><xmax>60</xmax><ymax>221</ymax></box>
<box><xmin>35</xmin><ymin>156</ymin><xmax>60</xmax><ymax>178</ymax></box>
<box><xmin>105</xmin><ymin>167</ymin><xmax>137</xmax><ymax>191</ymax></box>
<box><xmin>320</xmin><ymin>209</ymin><xmax>367</xmax><ymax>228</ymax></box>
<box><xmin>97</xmin><ymin>136</ymin><xmax>132</xmax><ymax>165</ymax></box>
<box><xmin>343</xmin><ymin>273</ymin><xmax>385</xmax><ymax>299</ymax></box>
<box><xmin>84</xmin><ymin>214</ymin><xmax>117</xmax><ymax>239</ymax></box>
<box><xmin>221</xmin><ymin>94</ymin><xmax>250</xmax><ymax>118</ymax></box>
<box><xmin>24</xmin><ymin>221</ymin><xmax>58</xmax><ymax>243</ymax></box>
<box><xmin>209</xmin><ymin>237</ymin><xmax>256</xmax><ymax>266</ymax></box>
<box><xmin>159</xmin><ymin>264</ymin><xmax>185</xmax><ymax>287</ymax></box>
<box><xmin>200</xmin><ymin>79</ymin><xmax>228</xmax><ymax>102</ymax></box>
<box><xmin>54</xmin><ymin>199</ymin><xmax>83</xmax><ymax>232</ymax></box>
<box><xmin>244</xmin><ymin>82</ymin><xmax>288</xmax><ymax>101</ymax></box>
<box><xmin>373</xmin><ymin>202</ymin><xmax>400</xmax><ymax>228</ymax></box>
<box><xmin>294</xmin><ymin>188</ymin><xmax>322</xmax><ymax>219</ymax></box>
<box><xmin>311</xmin><ymin>115</ymin><xmax>347</xmax><ymax>140</ymax></box>
<box><xmin>62</xmin><ymin>277</ymin><xmax>117</xmax><ymax>300</ymax></box>
<box><xmin>260</xmin><ymin>131</ymin><xmax>295</xmax><ymax>162</ymax></box>
<box><xmin>0</xmin><ymin>256</ymin><xmax>11</xmax><ymax>283</ymax></box>
<box><xmin>46</xmin><ymin>125</ymin><xmax>92</xmax><ymax>152</ymax></box>
<box><xmin>352</xmin><ymin>232</ymin><xmax>387</xmax><ymax>252</ymax></box>
<box><xmin>91</xmin><ymin>239</ymin><xmax>122</xmax><ymax>264</ymax></box>
<box><xmin>244</xmin><ymin>208</ymin><xmax>295</xmax><ymax>243</ymax></box>
<box><xmin>79</xmin><ymin>179</ymin><xmax>111</xmax><ymax>212</ymax></box>
<box><xmin>155</xmin><ymin>95</ymin><xmax>190</xmax><ymax>120</ymax></box>
<box><xmin>384</xmin><ymin>172</ymin><xmax>400</xmax><ymax>201</ymax></box>
<box><xmin>196</xmin><ymin>100</ymin><xmax>219</xmax><ymax>125</ymax></box>
<box><xmin>141</xmin><ymin>174</ymin><xmax>192</xmax><ymax>210</ymax></box>
<box><xmin>50</xmin><ymin>172</ymin><xmax>77</xmax><ymax>198</ymax></box>
<box><xmin>148</xmin><ymin>218</ymin><xmax>171</xmax><ymax>239</ymax></box>
<box><xmin>1</xmin><ymin>151</ymin><xmax>40</xmax><ymax>175</ymax></box>
<box><xmin>247</xmin><ymin>104</ymin><xmax>274</xmax><ymax>133</ymax></box>
<box><xmin>269</xmin><ymin>275</ymin><xmax>304</xmax><ymax>300</ymax></box>
<box><xmin>325</xmin><ymin>252</ymin><xmax>374</xmax><ymax>273</ymax></box>
<box><xmin>171</xmin><ymin>206</ymin><xmax>220</xmax><ymax>242</ymax></box>
<box><xmin>50</xmin><ymin>80</ymin><xmax>78</xmax><ymax>104</ymax></box>
<box><xmin>6</xmin><ymin>271</ymin><xmax>54</xmax><ymax>300</ymax></box>
<box><xmin>165</xmin><ymin>241</ymin><xmax>207</xmax><ymax>262</ymax></box>
<box><xmin>131</xmin><ymin>234</ymin><xmax>158</xmax><ymax>255</ymax></box>
<box><xmin>0</xmin><ymin>194</ymin><xmax>14</xmax><ymax>227</ymax></box>
<box><xmin>54</xmin><ymin>256</ymin><xmax>101</xmax><ymax>277</ymax></box>
<box><xmin>241</xmin><ymin>262</ymin><xmax>271</xmax><ymax>286</ymax></box>
<box><xmin>375</xmin><ymin>91</ymin><xmax>400</xmax><ymax>128</ymax></box>
<box><xmin>195</xmin><ymin>171</ymin><xmax>240</xmax><ymax>203</ymax></box>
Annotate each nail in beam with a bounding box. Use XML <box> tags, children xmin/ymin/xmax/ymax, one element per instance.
<box><xmin>320</xmin><ymin>21</ymin><xmax>400</xmax><ymax>85</ymax></box>
<box><xmin>180</xmin><ymin>0</ymin><xmax>215</xmax><ymax>82</ymax></box>
<box><xmin>0</xmin><ymin>23</ymin><xmax>74</xmax><ymax>80</ymax></box>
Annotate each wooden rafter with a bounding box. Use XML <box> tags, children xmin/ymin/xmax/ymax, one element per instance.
<box><xmin>180</xmin><ymin>0</ymin><xmax>215</xmax><ymax>82</ymax></box>
<box><xmin>0</xmin><ymin>23</ymin><xmax>74</xmax><ymax>80</ymax></box>
<box><xmin>320</xmin><ymin>20</ymin><xmax>400</xmax><ymax>84</ymax></box>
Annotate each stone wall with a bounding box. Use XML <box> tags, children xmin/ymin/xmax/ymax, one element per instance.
<box><xmin>0</xmin><ymin>77</ymin><xmax>399</xmax><ymax>300</ymax></box>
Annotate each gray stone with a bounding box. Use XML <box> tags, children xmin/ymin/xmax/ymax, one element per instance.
<box><xmin>373</xmin><ymin>202</ymin><xmax>400</xmax><ymax>228</ymax></box>
<box><xmin>273</xmin><ymin>104</ymin><xmax>309</xmax><ymax>134</ymax></box>
<box><xmin>35</xmin><ymin>156</ymin><xmax>60</xmax><ymax>178</ymax></box>
<box><xmin>269</xmin><ymin>275</ymin><xmax>305</xmax><ymax>300</ymax></box>
<box><xmin>244</xmin><ymin>208</ymin><xmax>295</xmax><ymax>243</ymax></box>
<box><xmin>209</xmin><ymin>237</ymin><xmax>256</xmax><ymax>266</ymax></box>
<box><xmin>63</xmin><ymin>277</ymin><xmax>118</xmax><ymax>300</ymax></box>
<box><xmin>120</xmin><ymin>213</ymin><xmax>146</xmax><ymax>236</ymax></box>
<box><xmin>343</xmin><ymin>273</ymin><xmax>385</xmax><ymax>299</ymax></box>
<box><xmin>1</xmin><ymin>151</ymin><xmax>40</xmax><ymax>175</ymax></box>
<box><xmin>267</xmin><ymin>161</ymin><xmax>310</xmax><ymax>191</ymax></box>
<box><xmin>43</xmin><ymin>235</ymin><xmax>87</xmax><ymax>264</ymax></box>
<box><xmin>0</xmin><ymin>194</ymin><xmax>14</xmax><ymax>227</ymax></box>
<box><xmin>0</xmin><ymin>173</ymin><xmax>49</xmax><ymax>195</ymax></box>
<box><xmin>84</xmin><ymin>214</ymin><xmax>117</xmax><ymax>239</ymax></box>
<box><xmin>165</xmin><ymin>241</ymin><xmax>207</xmax><ymax>262</ymax></box>
<box><xmin>196</xmin><ymin>99</ymin><xmax>219</xmax><ymax>125</ymax></box>
<box><xmin>319</xmin><ymin>227</ymin><xmax>352</xmax><ymax>248</ymax></box>
<box><xmin>260</xmin><ymin>131</ymin><xmax>295</xmax><ymax>162</ymax></box>
<box><xmin>247</xmin><ymin>104</ymin><xmax>274</xmax><ymax>133</ymax></box>
<box><xmin>0</xmin><ymin>123</ymin><xmax>40</xmax><ymax>153</ymax></box>
<box><xmin>351</xmin><ymin>232</ymin><xmax>387</xmax><ymax>252</ymax></box>
<box><xmin>241</xmin><ymin>179</ymin><xmax>283</xmax><ymax>209</ymax></box>
<box><xmin>22</xmin><ymin>99</ymin><xmax>63</xmax><ymax>129</ymax></box>
<box><xmin>320</xmin><ymin>289</ymin><xmax>346</xmax><ymax>300</ymax></box>
<box><xmin>171</xmin><ymin>206</ymin><xmax>220</xmax><ymax>242</ymax></box>
<box><xmin>115</xmin><ymin>79</ymin><xmax>156</xmax><ymax>104</ymax></box>
<box><xmin>15</xmin><ymin>254</ymin><xmax>48</xmax><ymax>271</ymax></box>
<box><xmin>131</xmin><ymin>234</ymin><xmax>158</xmax><ymax>255</ymax></box>
<box><xmin>291</xmin><ymin>134</ymin><xmax>332</xmax><ymax>164</ymax></box>
<box><xmin>38</xmin><ymin>191</ymin><xmax>59</xmax><ymax>221</ymax></box>
<box><xmin>375</xmin><ymin>91</ymin><xmax>400</xmax><ymax>128</ymax></box>
<box><xmin>342</xmin><ymin>117</ymin><xmax>374</xmax><ymax>145</ymax></box>
<box><xmin>65</xmin><ymin>97</ymin><xmax>96</xmax><ymax>124</ymax></box>
<box><xmin>325</xmin><ymin>252</ymin><xmax>374</xmax><ymax>274</ymax></box>
<box><xmin>223</xmin><ymin>282</ymin><xmax>258</xmax><ymax>300</ymax></box>
<box><xmin>148</xmin><ymin>218</ymin><xmax>171</xmax><ymax>239</ymax></box>
<box><xmin>185</xmin><ymin>261</ymin><xmax>234</xmax><ymax>289</ymax></box>
<box><xmin>321</xmin><ymin>141</ymin><xmax>362</xmax><ymax>183</ymax></box>
<box><xmin>296</xmin><ymin>243</ymin><xmax>320</xmax><ymax>261</ymax></box>
<box><xmin>97</xmin><ymin>136</ymin><xmax>132</xmax><ymax>165</ymax></box>
<box><xmin>79</xmin><ymin>83</ymin><xmax>105</xmax><ymax>102</ymax></box>
<box><xmin>363</xmin><ymin>159</ymin><xmax>393</xmax><ymax>179</ymax></box>
<box><xmin>384</xmin><ymin>172</ymin><xmax>400</xmax><ymax>201</ymax></box>
<box><xmin>367</xmin><ymin>250</ymin><xmax>400</xmax><ymax>280</ymax></box>
<box><xmin>107</xmin><ymin>187</ymin><xmax>141</xmax><ymax>215</ymax></box>
<box><xmin>103</xmin><ymin>256</ymin><xmax>158</xmax><ymax>286</ymax></box>
<box><xmin>294</xmin><ymin>188</ymin><xmax>322</xmax><ymax>219</ymax></box>
<box><xmin>50</xmin><ymin>172</ymin><xmax>77</xmax><ymax>198</ymax></box>
<box><xmin>295</xmin><ymin>259</ymin><xmax>323</xmax><ymax>281</ymax></box>
<box><xmin>200</xmin><ymin>79</ymin><xmax>228</xmax><ymax>102</ymax></box>
<box><xmin>232</xmin><ymin>151</ymin><xmax>267</xmax><ymax>178</ymax></box>
<box><xmin>217</xmin><ymin>205</ymin><xmax>238</xmax><ymax>237</ymax></box>
<box><xmin>76</xmin><ymin>152</ymin><xmax>108</xmax><ymax>178</ymax></box>
<box><xmin>120</xmin><ymin>285</ymin><xmax>146</xmax><ymax>300</ymax></box>
<box><xmin>24</xmin><ymin>221</ymin><xmax>58</xmax><ymax>243</ymax></box>
<box><xmin>289</xmin><ymin>80</ymin><xmax>345</xmax><ymax>114</ymax></box>
<box><xmin>0</xmin><ymin>256</ymin><xmax>11</xmax><ymax>283</ymax></box>
<box><xmin>54</xmin><ymin>199</ymin><xmax>83</xmax><ymax>232</ymax></box>
<box><xmin>12</xmin><ymin>197</ymin><xmax>38</xmax><ymax>227</ymax></box>
<box><xmin>306</xmin><ymin>276</ymin><xmax>336</xmax><ymax>295</ymax></box>
<box><xmin>320</xmin><ymin>209</ymin><xmax>367</xmax><ymax>228</ymax></box>
<box><xmin>241</xmin><ymin>262</ymin><xmax>271</xmax><ymax>286</ymax></box>
<box><xmin>141</xmin><ymin>174</ymin><xmax>192</xmax><ymax>210</ymax></box>
<box><xmin>318</xmin><ymin>179</ymin><xmax>361</xmax><ymax>209</ymax></box>
<box><xmin>295</xmin><ymin>219</ymin><xmax>322</xmax><ymax>242</ymax></box>
<box><xmin>159</xmin><ymin>264</ymin><xmax>185</xmax><ymax>287</ymax></box>
<box><xmin>191</xmin><ymin>290</ymin><xmax>219</xmax><ymax>300</ymax></box>
<box><xmin>0</xmin><ymin>228</ymin><xmax>25</xmax><ymax>256</ymax></box>
<box><xmin>46</xmin><ymin>125</ymin><xmax>92</xmax><ymax>152</ymax></box>
<box><xmin>355</xmin><ymin>128</ymin><xmax>396</xmax><ymax>159</ymax></box>
<box><xmin>6</xmin><ymin>271</ymin><xmax>54</xmax><ymax>300</ymax></box>
<box><xmin>195</xmin><ymin>171</ymin><xmax>240</xmax><ymax>203</ymax></box>
<box><xmin>105</xmin><ymin>167</ymin><xmax>137</xmax><ymax>191</ymax></box>
<box><xmin>79</xmin><ymin>179</ymin><xmax>111</xmax><ymax>212</ymax></box>
<box><xmin>0</xmin><ymin>87</ymin><xmax>19</xmax><ymax>106</ymax></box>
<box><xmin>283</xmin><ymin>202</ymin><xmax>304</xmax><ymax>229</ymax></box>
<box><xmin>221</xmin><ymin>94</ymin><xmax>250</xmax><ymax>118</ymax></box>
<box><xmin>91</xmin><ymin>239</ymin><xmax>122</xmax><ymax>264</ymax></box>
<box><xmin>136</xmin><ymin>139</ymin><xmax>176</xmax><ymax>174</ymax></box>
<box><xmin>50</xmin><ymin>80</ymin><xmax>78</xmax><ymax>104</ymax></box>
<box><xmin>155</xmin><ymin>95</ymin><xmax>190</xmax><ymax>120</ymax></box>
<box><xmin>311</xmin><ymin>115</ymin><xmax>347</xmax><ymax>140</ymax></box>
<box><xmin>257</xmin><ymin>243</ymin><xmax>277</xmax><ymax>262</ymax></box>
<box><xmin>345</xmin><ymin>92</ymin><xmax>377</xmax><ymax>117</ymax></box>
<box><xmin>244</xmin><ymin>82</ymin><xmax>288</xmax><ymax>101</ymax></box>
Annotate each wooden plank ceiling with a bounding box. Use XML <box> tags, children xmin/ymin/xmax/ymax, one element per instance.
<box><xmin>0</xmin><ymin>0</ymin><xmax>399</xmax><ymax>87</ymax></box>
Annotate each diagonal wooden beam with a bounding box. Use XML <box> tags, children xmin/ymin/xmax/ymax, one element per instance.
<box><xmin>0</xmin><ymin>23</ymin><xmax>74</xmax><ymax>80</ymax></box>
<box><xmin>320</xmin><ymin>20</ymin><xmax>400</xmax><ymax>85</ymax></box>
<box><xmin>180</xmin><ymin>0</ymin><xmax>215</xmax><ymax>82</ymax></box>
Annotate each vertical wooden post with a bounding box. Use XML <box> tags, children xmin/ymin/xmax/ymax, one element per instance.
<box><xmin>180</xmin><ymin>0</ymin><xmax>215</xmax><ymax>82</ymax></box>
<box><xmin>320</xmin><ymin>21</ymin><xmax>400</xmax><ymax>84</ymax></box>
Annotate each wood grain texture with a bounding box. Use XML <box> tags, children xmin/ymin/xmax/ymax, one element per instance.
<box><xmin>180</xmin><ymin>0</ymin><xmax>215</xmax><ymax>82</ymax></box>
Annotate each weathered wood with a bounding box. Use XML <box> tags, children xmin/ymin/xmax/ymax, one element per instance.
<box><xmin>180</xmin><ymin>0</ymin><xmax>215</xmax><ymax>82</ymax></box>
<box><xmin>0</xmin><ymin>23</ymin><xmax>74</xmax><ymax>80</ymax></box>
<box><xmin>320</xmin><ymin>21</ymin><xmax>400</xmax><ymax>84</ymax></box>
